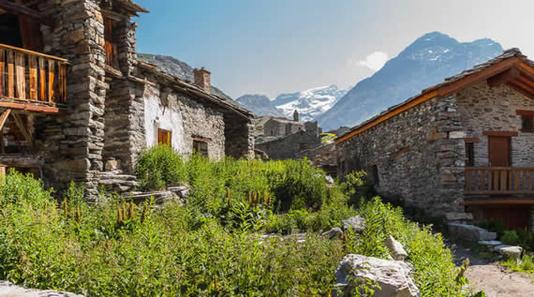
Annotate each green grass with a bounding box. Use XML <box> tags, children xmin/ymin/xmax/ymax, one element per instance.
<box><xmin>502</xmin><ymin>255</ymin><xmax>534</xmax><ymax>274</ymax></box>
<box><xmin>0</xmin><ymin>150</ymin><xmax>469</xmax><ymax>296</ymax></box>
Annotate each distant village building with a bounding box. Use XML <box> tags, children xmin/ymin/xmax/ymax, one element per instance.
<box><xmin>0</xmin><ymin>0</ymin><xmax>254</xmax><ymax>198</ymax></box>
<box><xmin>336</xmin><ymin>49</ymin><xmax>534</xmax><ymax>231</ymax></box>
<box><xmin>256</xmin><ymin>121</ymin><xmax>321</xmax><ymax>160</ymax></box>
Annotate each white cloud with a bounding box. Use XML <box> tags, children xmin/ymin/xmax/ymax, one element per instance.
<box><xmin>358</xmin><ymin>51</ymin><xmax>389</xmax><ymax>71</ymax></box>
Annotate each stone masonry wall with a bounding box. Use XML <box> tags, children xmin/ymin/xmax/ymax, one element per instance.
<box><xmin>35</xmin><ymin>0</ymin><xmax>109</xmax><ymax>198</ymax></box>
<box><xmin>337</xmin><ymin>96</ymin><xmax>466</xmax><ymax>216</ymax></box>
<box><xmin>257</xmin><ymin>122</ymin><xmax>321</xmax><ymax>160</ymax></box>
<box><xmin>456</xmin><ymin>82</ymin><xmax>534</xmax><ymax>167</ymax></box>
<box><xmin>142</xmin><ymin>84</ymin><xmax>226</xmax><ymax>160</ymax></box>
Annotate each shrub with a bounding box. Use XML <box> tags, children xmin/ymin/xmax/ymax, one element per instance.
<box><xmin>501</xmin><ymin>230</ymin><xmax>520</xmax><ymax>245</ymax></box>
<box><xmin>502</xmin><ymin>254</ymin><xmax>534</xmax><ymax>274</ymax></box>
<box><xmin>135</xmin><ymin>145</ymin><xmax>186</xmax><ymax>191</ymax></box>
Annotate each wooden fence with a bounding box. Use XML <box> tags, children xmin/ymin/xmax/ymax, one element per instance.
<box><xmin>465</xmin><ymin>167</ymin><xmax>534</xmax><ymax>195</ymax></box>
<box><xmin>0</xmin><ymin>43</ymin><xmax>67</xmax><ymax>104</ymax></box>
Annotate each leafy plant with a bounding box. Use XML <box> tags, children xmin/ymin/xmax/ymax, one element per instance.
<box><xmin>135</xmin><ymin>145</ymin><xmax>187</xmax><ymax>191</ymax></box>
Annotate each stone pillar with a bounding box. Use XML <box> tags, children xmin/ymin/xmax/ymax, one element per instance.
<box><xmin>35</xmin><ymin>0</ymin><xmax>108</xmax><ymax>199</ymax></box>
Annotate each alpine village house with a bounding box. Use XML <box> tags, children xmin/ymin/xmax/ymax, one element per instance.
<box><xmin>336</xmin><ymin>49</ymin><xmax>534</xmax><ymax>231</ymax></box>
<box><xmin>0</xmin><ymin>0</ymin><xmax>254</xmax><ymax>198</ymax></box>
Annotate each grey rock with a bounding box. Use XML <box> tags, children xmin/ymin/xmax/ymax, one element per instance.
<box><xmin>325</xmin><ymin>175</ymin><xmax>335</xmax><ymax>185</ymax></box>
<box><xmin>495</xmin><ymin>245</ymin><xmax>523</xmax><ymax>260</ymax></box>
<box><xmin>448</xmin><ymin>223</ymin><xmax>497</xmax><ymax>242</ymax></box>
<box><xmin>334</xmin><ymin>254</ymin><xmax>419</xmax><ymax>297</ymax></box>
<box><xmin>322</xmin><ymin>227</ymin><xmax>344</xmax><ymax>240</ymax></box>
<box><xmin>0</xmin><ymin>281</ymin><xmax>83</xmax><ymax>297</ymax></box>
<box><xmin>386</xmin><ymin>236</ymin><xmax>408</xmax><ymax>261</ymax></box>
<box><xmin>342</xmin><ymin>216</ymin><xmax>366</xmax><ymax>232</ymax></box>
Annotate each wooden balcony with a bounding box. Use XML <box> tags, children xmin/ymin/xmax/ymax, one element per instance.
<box><xmin>465</xmin><ymin>167</ymin><xmax>534</xmax><ymax>195</ymax></box>
<box><xmin>0</xmin><ymin>43</ymin><xmax>67</xmax><ymax>113</ymax></box>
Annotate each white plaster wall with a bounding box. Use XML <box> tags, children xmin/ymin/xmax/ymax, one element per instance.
<box><xmin>143</xmin><ymin>85</ymin><xmax>187</xmax><ymax>154</ymax></box>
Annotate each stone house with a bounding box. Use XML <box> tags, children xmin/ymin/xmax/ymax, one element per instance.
<box><xmin>336</xmin><ymin>49</ymin><xmax>534</xmax><ymax>231</ymax></box>
<box><xmin>258</xmin><ymin>116</ymin><xmax>304</xmax><ymax>139</ymax></box>
<box><xmin>0</xmin><ymin>0</ymin><xmax>254</xmax><ymax>198</ymax></box>
<box><xmin>256</xmin><ymin>121</ymin><xmax>321</xmax><ymax>160</ymax></box>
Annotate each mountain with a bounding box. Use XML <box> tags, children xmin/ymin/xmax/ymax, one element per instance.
<box><xmin>273</xmin><ymin>85</ymin><xmax>348</xmax><ymax>122</ymax></box>
<box><xmin>236</xmin><ymin>95</ymin><xmax>284</xmax><ymax>117</ymax></box>
<box><xmin>237</xmin><ymin>85</ymin><xmax>347</xmax><ymax>121</ymax></box>
<box><xmin>318</xmin><ymin>32</ymin><xmax>503</xmax><ymax>130</ymax></box>
<box><xmin>137</xmin><ymin>53</ymin><xmax>234</xmax><ymax>101</ymax></box>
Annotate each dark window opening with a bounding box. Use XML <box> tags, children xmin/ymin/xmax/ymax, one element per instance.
<box><xmin>371</xmin><ymin>165</ymin><xmax>379</xmax><ymax>186</ymax></box>
<box><xmin>285</xmin><ymin>123</ymin><xmax>291</xmax><ymax>135</ymax></box>
<box><xmin>104</xmin><ymin>17</ymin><xmax>119</xmax><ymax>68</ymax></box>
<box><xmin>465</xmin><ymin>142</ymin><xmax>475</xmax><ymax>167</ymax></box>
<box><xmin>0</xmin><ymin>13</ymin><xmax>23</xmax><ymax>47</ymax></box>
<box><xmin>193</xmin><ymin>140</ymin><xmax>208</xmax><ymax>157</ymax></box>
<box><xmin>157</xmin><ymin>129</ymin><xmax>171</xmax><ymax>146</ymax></box>
<box><xmin>521</xmin><ymin>115</ymin><xmax>534</xmax><ymax>133</ymax></box>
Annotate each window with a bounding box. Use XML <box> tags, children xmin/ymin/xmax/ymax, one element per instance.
<box><xmin>517</xmin><ymin>110</ymin><xmax>534</xmax><ymax>133</ymax></box>
<box><xmin>521</xmin><ymin>115</ymin><xmax>534</xmax><ymax>132</ymax></box>
<box><xmin>193</xmin><ymin>140</ymin><xmax>208</xmax><ymax>157</ymax></box>
<box><xmin>157</xmin><ymin>129</ymin><xmax>171</xmax><ymax>146</ymax></box>
<box><xmin>104</xmin><ymin>17</ymin><xmax>119</xmax><ymax>68</ymax></box>
<box><xmin>465</xmin><ymin>142</ymin><xmax>475</xmax><ymax>167</ymax></box>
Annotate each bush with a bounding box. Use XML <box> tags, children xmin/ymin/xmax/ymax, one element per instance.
<box><xmin>0</xmin><ymin>165</ymin><xmax>465</xmax><ymax>296</ymax></box>
<box><xmin>135</xmin><ymin>145</ymin><xmax>187</xmax><ymax>191</ymax></box>
<box><xmin>501</xmin><ymin>230</ymin><xmax>520</xmax><ymax>245</ymax></box>
<box><xmin>502</xmin><ymin>254</ymin><xmax>534</xmax><ymax>274</ymax></box>
<box><xmin>346</xmin><ymin>197</ymin><xmax>464</xmax><ymax>296</ymax></box>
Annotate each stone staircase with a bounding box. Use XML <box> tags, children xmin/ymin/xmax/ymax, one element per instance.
<box><xmin>98</xmin><ymin>170</ymin><xmax>138</xmax><ymax>193</ymax></box>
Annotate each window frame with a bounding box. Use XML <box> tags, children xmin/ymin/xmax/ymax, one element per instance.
<box><xmin>157</xmin><ymin>128</ymin><xmax>172</xmax><ymax>146</ymax></box>
<box><xmin>516</xmin><ymin>110</ymin><xmax>534</xmax><ymax>133</ymax></box>
<box><xmin>192</xmin><ymin>139</ymin><xmax>209</xmax><ymax>157</ymax></box>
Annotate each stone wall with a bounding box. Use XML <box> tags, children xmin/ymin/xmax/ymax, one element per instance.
<box><xmin>456</xmin><ymin>82</ymin><xmax>534</xmax><ymax>167</ymax></box>
<box><xmin>142</xmin><ymin>84</ymin><xmax>226</xmax><ymax>160</ymax></box>
<box><xmin>35</xmin><ymin>0</ymin><xmax>110</xmax><ymax>198</ymax></box>
<box><xmin>256</xmin><ymin>122</ymin><xmax>321</xmax><ymax>160</ymax></box>
<box><xmin>337</xmin><ymin>95</ymin><xmax>466</xmax><ymax>215</ymax></box>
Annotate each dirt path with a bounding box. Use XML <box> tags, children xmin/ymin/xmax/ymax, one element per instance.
<box><xmin>465</xmin><ymin>263</ymin><xmax>534</xmax><ymax>297</ymax></box>
<box><xmin>452</xmin><ymin>243</ymin><xmax>534</xmax><ymax>297</ymax></box>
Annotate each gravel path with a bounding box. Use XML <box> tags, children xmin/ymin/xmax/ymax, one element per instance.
<box><xmin>451</xmin><ymin>243</ymin><xmax>534</xmax><ymax>297</ymax></box>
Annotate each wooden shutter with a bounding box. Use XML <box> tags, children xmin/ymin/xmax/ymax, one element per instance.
<box><xmin>104</xmin><ymin>17</ymin><xmax>118</xmax><ymax>68</ymax></box>
<box><xmin>157</xmin><ymin>129</ymin><xmax>171</xmax><ymax>146</ymax></box>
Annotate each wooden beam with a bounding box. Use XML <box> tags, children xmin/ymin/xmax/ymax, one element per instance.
<box><xmin>483</xmin><ymin>131</ymin><xmax>518</xmax><ymax>137</ymax></box>
<box><xmin>12</xmin><ymin>113</ymin><xmax>31</xmax><ymax>143</ymax></box>
<box><xmin>438</xmin><ymin>58</ymin><xmax>521</xmax><ymax>96</ymax></box>
<box><xmin>487</xmin><ymin>67</ymin><xmax>520</xmax><ymax>87</ymax></box>
<box><xmin>0</xmin><ymin>109</ymin><xmax>11</xmax><ymax>130</ymax></box>
<box><xmin>0</xmin><ymin>100</ymin><xmax>58</xmax><ymax>113</ymax></box>
<box><xmin>509</xmin><ymin>83</ymin><xmax>534</xmax><ymax>100</ymax></box>
<box><xmin>0</xmin><ymin>0</ymin><xmax>52</xmax><ymax>26</ymax></box>
<box><xmin>0</xmin><ymin>154</ymin><xmax>43</xmax><ymax>168</ymax></box>
<box><xmin>464</xmin><ymin>199</ymin><xmax>534</xmax><ymax>206</ymax></box>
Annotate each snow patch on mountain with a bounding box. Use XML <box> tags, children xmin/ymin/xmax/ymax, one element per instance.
<box><xmin>273</xmin><ymin>85</ymin><xmax>348</xmax><ymax>121</ymax></box>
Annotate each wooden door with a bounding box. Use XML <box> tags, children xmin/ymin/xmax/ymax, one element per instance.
<box><xmin>482</xmin><ymin>206</ymin><xmax>530</xmax><ymax>230</ymax></box>
<box><xmin>488</xmin><ymin>136</ymin><xmax>511</xmax><ymax>167</ymax></box>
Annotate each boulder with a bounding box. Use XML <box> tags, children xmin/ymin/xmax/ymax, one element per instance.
<box><xmin>0</xmin><ymin>281</ymin><xmax>83</xmax><ymax>297</ymax></box>
<box><xmin>168</xmin><ymin>186</ymin><xmax>190</xmax><ymax>199</ymax></box>
<box><xmin>342</xmin><ymin>216</ymin><xmax>366</xmax><ymax>233</ymax></box>
<box><xmin>448</xmin><ymin>223</ymin><xmax>497</xmax><ymax>242</ymax></box>
<box><xmin>335</xmin><ymin>254</ymin><xmax>419</xmax><ymax>297</ymax></box>
<box><xmin>325</xmin><ymin>175</ymin><xmax>335</xmax><ymax>185</ymax></box>
<box><xmin>495</xmin><ymin>245</ymin><xmax>523</xmax><ymax>260</ymax></box>
<box><xmin>322</xmin><ymin>227</ymin><xmax>344</xmax><ymax>240</ymax></box>
<box><xmin>386</xmin><ymin>236</ymin><xmax>408</xmax><ymax>261</ymax></box>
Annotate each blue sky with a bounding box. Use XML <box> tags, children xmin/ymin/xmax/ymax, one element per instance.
<box><xmin>135</xmin><ymin>0</ymin><xmax>534</xmax><ymax>98</ymax></box>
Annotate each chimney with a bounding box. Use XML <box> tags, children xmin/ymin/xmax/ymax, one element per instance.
<box><xmin>193</xmin><ymin>67</ymin><xmax>211</xmax><ymax>94</ymax></box>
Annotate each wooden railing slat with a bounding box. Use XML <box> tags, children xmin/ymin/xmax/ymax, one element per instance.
<box><xmin>29</xmin><ymin>56</ymin><xmax>37</xmax><ymax>100</ymax></box>
<box><xmin>14</xmin><ymin>52</ymin><xmax>25</xmax><ymax>99</ymax></box>
<box><xmin>0</xmin><ymin>49</ymin><xmax>4</xmax><ymax>97</ymax></box>
<box><xmin>48</xmin><ymin>60</ymin><xmax>55</xmax><ymax>102</ymax></box>
<box><xmin>7</xmin><ymin>50</ymin><xmax>14</xmax><ymax>98</ymax></box>
<box><xmin>38</xmin><ymin>57</ymin><xmax>46</xmax><ymax>101</ymax></box>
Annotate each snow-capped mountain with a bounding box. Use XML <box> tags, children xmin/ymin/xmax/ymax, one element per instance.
<box><xmin>318</xmin><ymin>32</ymin><xmax>504</xmax><ymax>130</ymax></box>
<box><xmin>237</xmin><ymin>85</ymin><xmax>347</xmax><ymax>121</ymax></box>
<box><xmin>235</xmin><ymin>94</ymin><xmax>284</xmax><ymax>117</ymax></box>
<box><xmin>273</xmin><ymin>85</ymin><xmax>347</xmax><ymax>121</ymax></box>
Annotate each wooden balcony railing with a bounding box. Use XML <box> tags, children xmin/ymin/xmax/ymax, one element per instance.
<box><xmin>0</xmin><ymin>43</ymin><xmax>68</xmax><ymax>107</ymax></box>
<box><xmin>465</xmin><ymin>167</ymin><xmax>534</xmax><ymax>195</ymax></box>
